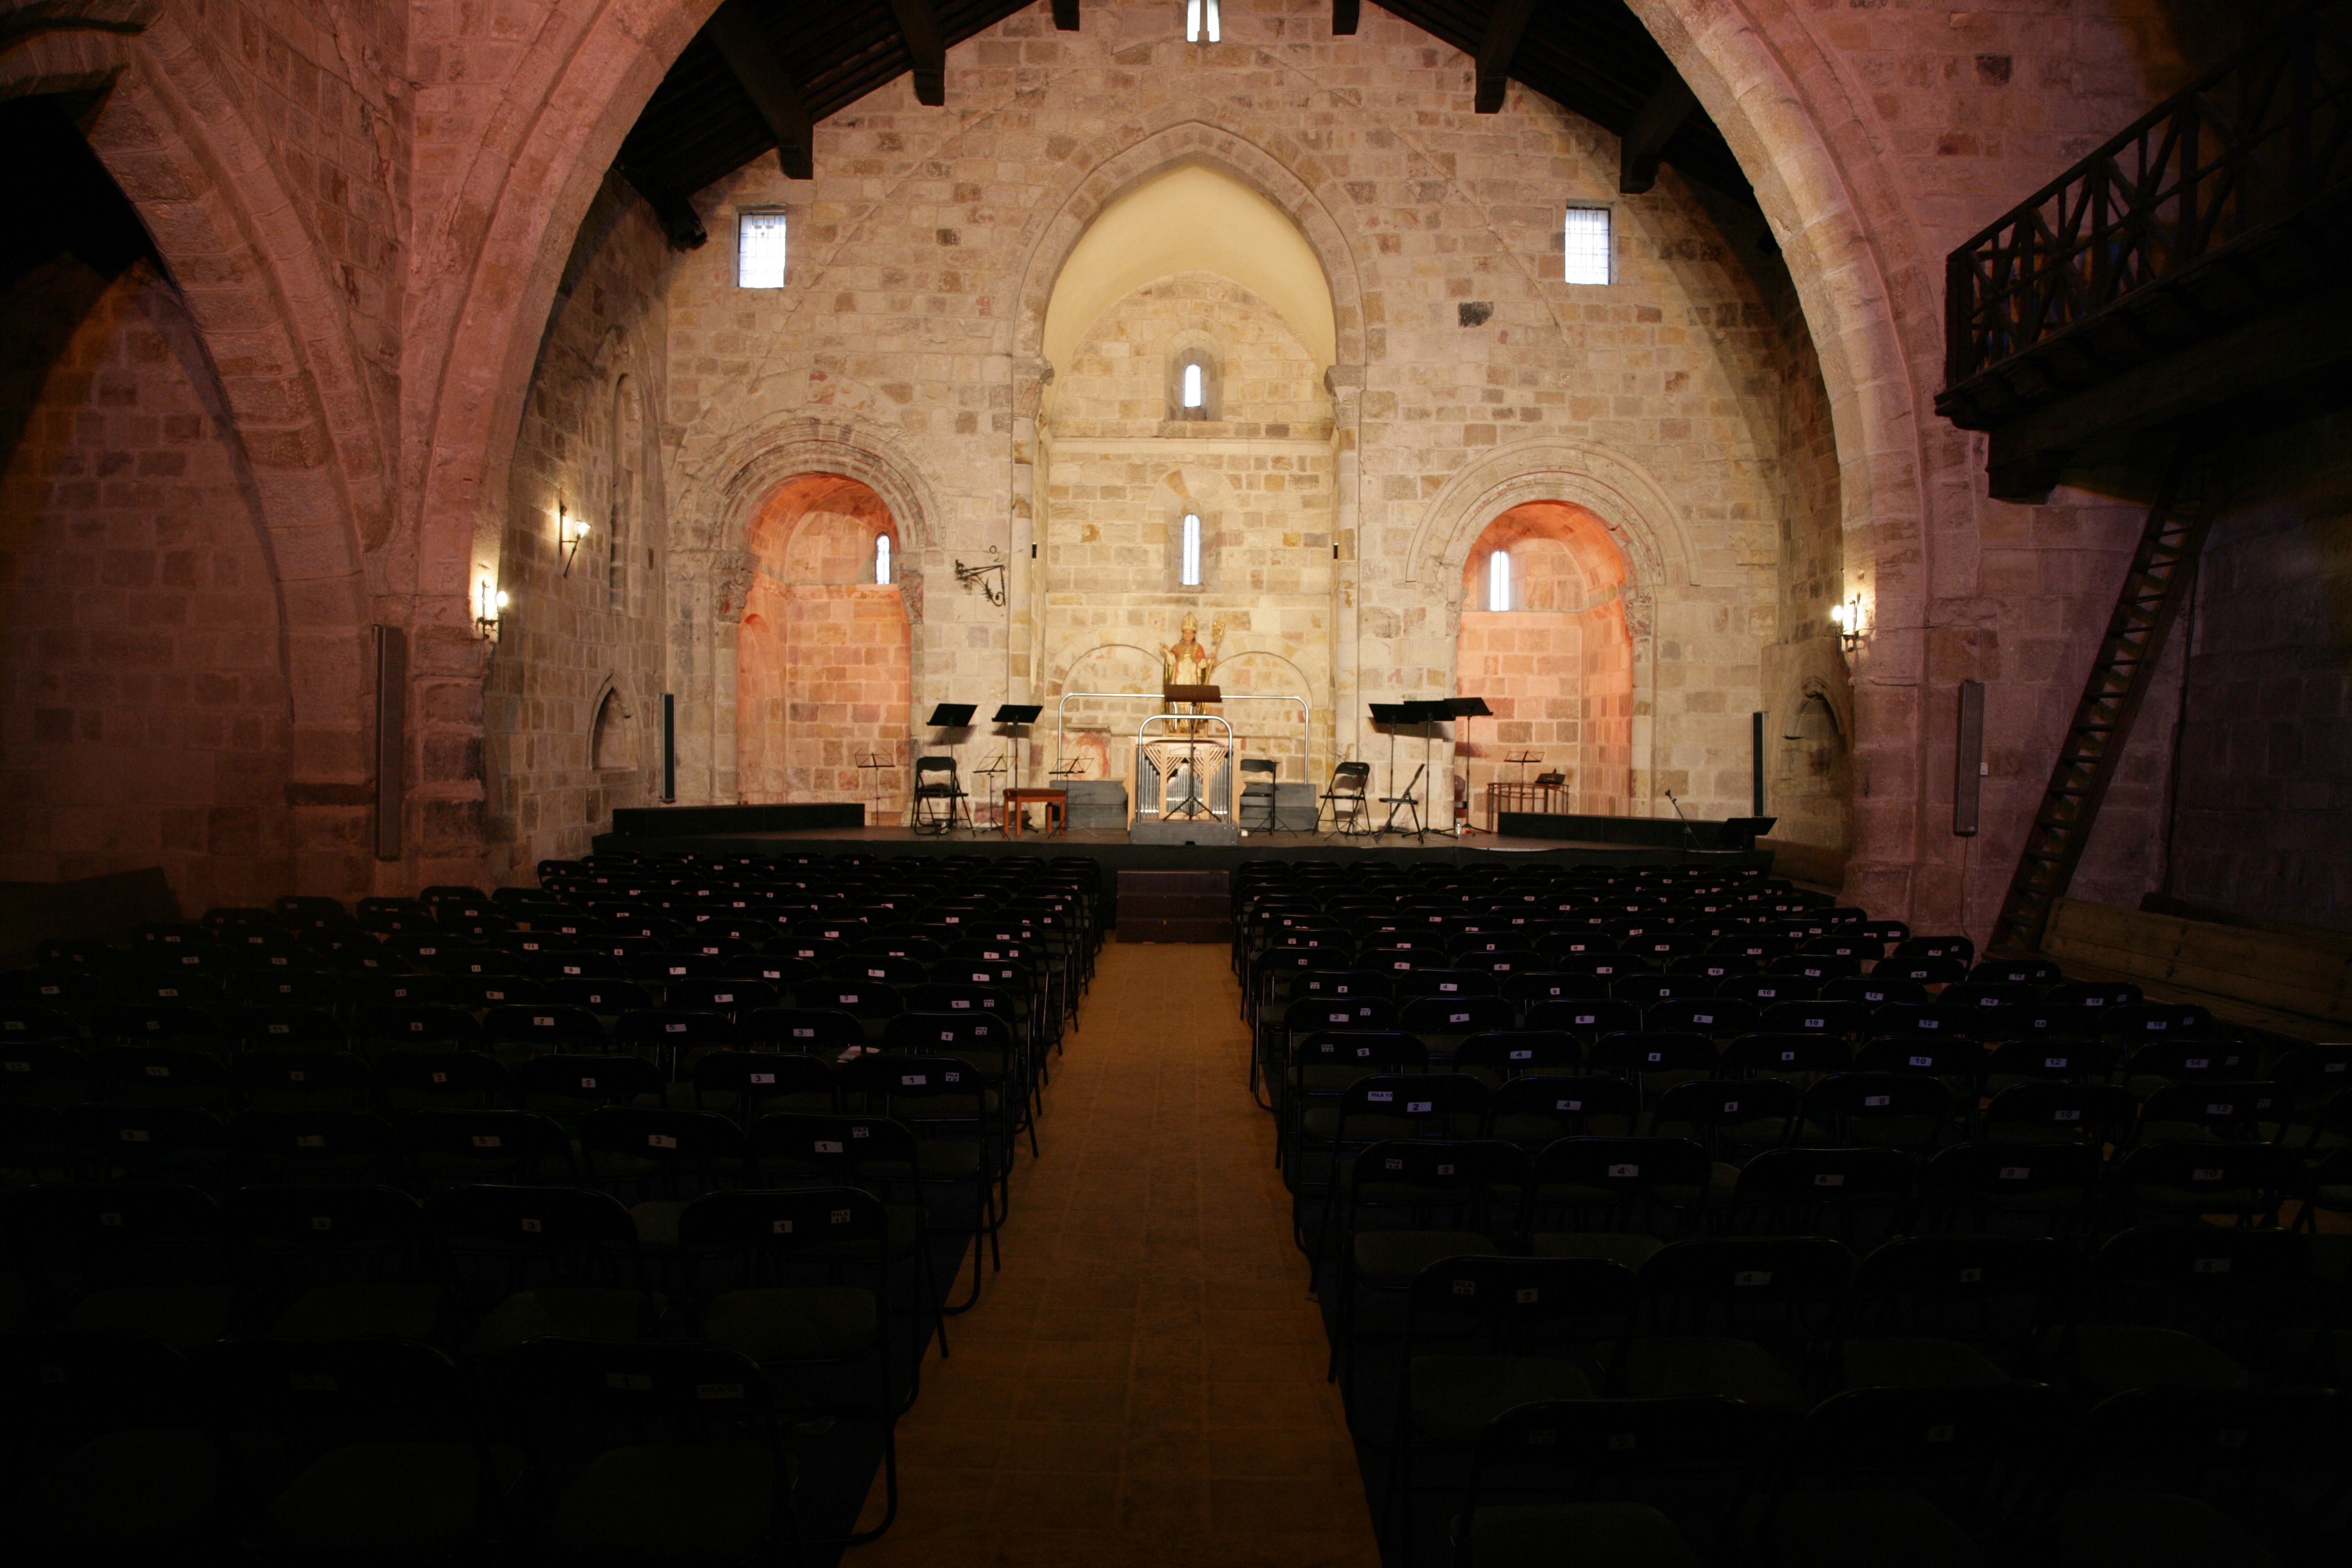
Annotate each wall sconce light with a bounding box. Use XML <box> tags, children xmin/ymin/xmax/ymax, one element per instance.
<box><xmin>1829</xmin><ymin>592</ymin><xmax>1864</xmax><ymax>652</ymax></box>
<box><xmin>954</xmin><ymin>544</ymin><xmax>1007</xmax><ymax>607</ymax></box>
<box><xmin>476</xmin><ymin>578</ymin><xmax>508</xmax><ymax>642</ymax></box>
<box><xmin>558</xmin><ymin>503</ymin><xmax>590</xmax><ymax>576</ymax></box>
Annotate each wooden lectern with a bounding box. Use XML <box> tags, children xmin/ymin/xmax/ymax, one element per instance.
<box><xmin>1162</xmin><ymin>684</ymin><xmax>1222</xmax><ymax>706</ymax></box>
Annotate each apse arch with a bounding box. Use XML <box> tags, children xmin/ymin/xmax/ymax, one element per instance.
<box><xmin>1040</xmin><ymin>163</ymin><xmax>1339</xmax><ymax>375</ymax></box>
<box><xmin>1409</xmin><ymin>436</ymin><xmax>1695</xmax><ymax>594</ymax></box>
<box><xmin>1013</xmin><ymin>121</ymin><xmax>1369</xmax><ymax>374</ymax></box>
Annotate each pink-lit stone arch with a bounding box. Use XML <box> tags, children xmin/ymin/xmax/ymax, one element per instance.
<box><xmin>1456</xmin><ymin>503</ymin><xmax>1636</xmax><ymax>821</ymax></box>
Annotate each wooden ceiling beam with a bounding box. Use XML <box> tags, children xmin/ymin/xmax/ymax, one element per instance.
<box><xmin>1333</xmin><ymin>0</ymin><xmax>1360</xmax><ymax>34</ymax></box>
<box><xmin>1618</xmin><ymin>69</ymin><xmax>1697</xmax><ymax>193</ymax></box>
<box><xmin>709</xmin><ymin>0</ymin><xmax>815</xmax><ymax>180</ymax></box>
<box><xmin>886</xmin><ymin>0</ymin><xmax>947</xmax><ymax>105</ymax></box>
<box><xmin>1053</xmin><ymin>0</ymin><xmax>1080</xmax><ymax>31</ymax></box>
<box><xmin>1475</xmin><ymin>0</ymin><xmax>1538</xmax><ymax>114</ymax></box>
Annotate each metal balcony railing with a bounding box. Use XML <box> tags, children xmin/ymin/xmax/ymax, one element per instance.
<box><xmin>1940</xmin><ymin>0</ymin><xmax>2352</xmax><ymax>421</ymax></box>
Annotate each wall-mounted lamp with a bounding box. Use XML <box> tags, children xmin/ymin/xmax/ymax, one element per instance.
<box><xmin>558</xmin><ymin>503</ymin><xmax>590</xmax><ymax>576</ymax></box>
<box><xmin>476</xmin><ymin>578</ymin><xmax>508</xmax><ymax>642</ymax></box>
<box><xmin>1829</xmin><ymin>592</ymin><xmax>1864</xmax><ymax>652</ymax></box>
<box><xmin>955</xmin><ymin>544</ymin><xmax>1007</xmax><ymax>607</ymax></box>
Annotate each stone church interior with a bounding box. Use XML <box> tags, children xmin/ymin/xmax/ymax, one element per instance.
<box><xmin>4</xmin><ymin>0</ymin><xmax>2352</xmax><ymax>1562</ymax></box>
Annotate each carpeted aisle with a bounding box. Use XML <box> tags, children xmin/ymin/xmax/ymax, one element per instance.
<box><xmin>849</xmin><ymin>939</ymin><xmax>1382</xmax><ymax>1567</ymax></box>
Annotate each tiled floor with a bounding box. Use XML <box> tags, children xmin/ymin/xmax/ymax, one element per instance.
<box><xmin>850</xmin><ymin>939</ymin><xmax>1382</xmax><ymax>1567</ymax></box>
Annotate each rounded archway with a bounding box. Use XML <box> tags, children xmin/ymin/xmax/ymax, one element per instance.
<box><xmin>736</xmin><ymin>474</ymin><xmax>909</xmax><ymax>809</ymax></box>
<box><xmin>1457</xmin><ymin>502</ymin><xmax>1634</xmax><ymax>822</ymax></box>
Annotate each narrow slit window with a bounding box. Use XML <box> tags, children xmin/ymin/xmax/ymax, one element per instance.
<box><xmin>737</xmin><ymin>210</ymin><xmax>788</xmax><ymax>289</ymax></box>
<box><xmin>1186</xmin><ymin>0</ymin><xmax>1220</xmax><ymax>43</ymax></box>
<box><xmin>1488</xmin><ymin>549</ymin><xmax>1512</xmax><ymax>612</ymax></box>
<box><xmin>1181</xmin><ymin>513</ymin><xmax>1202</xmax><ymax>587</ymax></box>
<box><xmin>1563</xmin><ymin>205</ymin><xmax>1611</xmax><ymax>286</ymax></box>
<box><xmin>1181</xmin><ymin>361</ymin><xmax>1204</xmax><ymax>409</ymax></box>
<box><xmin>874</xmin><ymin>534</ymin><xmax>891</xmax><ymax>585</ymax></box>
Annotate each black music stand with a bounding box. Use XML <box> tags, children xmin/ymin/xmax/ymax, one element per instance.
<box><xmin>923</xmin><ymin>702</ymin><xmax>977</xmax><ymax>832</ymax></box>
<box><xmin>1447</xmin><ymin>695</ymin><xmax>1493</xmax><ymax>835</ymax></box>
<box><xmin>990</xmin><ymin>703</ymin><xmax>1044</xmax><ymax>825</ymax></box>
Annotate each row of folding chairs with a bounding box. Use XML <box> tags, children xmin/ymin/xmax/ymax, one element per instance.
<box><xmin>1430</xmin><ymin>1381</ymin><xmax>2346</xmax><ymax>1567</ymax></box>
<box><xmin>5</xmin><ymin>1184</ymin><xmax>939</xmax><ymax>1557</ymax></box>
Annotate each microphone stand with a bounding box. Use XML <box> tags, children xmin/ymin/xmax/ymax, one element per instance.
<box><xmin>1663</xmin><ymin>789</ymin><xmax>1703</xmax><ymax>854</ymax></box>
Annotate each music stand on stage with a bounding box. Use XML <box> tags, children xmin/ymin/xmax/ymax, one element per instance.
<box><xmin>1369</xmin><ymin>701</ymin><xmax>1435</xmax><ymax>840</ymax></box>
<box><xmin>988</xmin><ymin>702</ymin><xmax>1045</xmax><ymax>829</ymax></box>
<box><xmin>1447</xmin><ymin>695</ymin><xmax>1493</xmax><ymax>836</ymax></box>
<box><xmin>921</xmin><ymin>703</ymin><xmax>977</xmax><ymax>832</ymax></box>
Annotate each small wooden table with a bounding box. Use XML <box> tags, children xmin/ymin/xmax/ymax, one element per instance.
<box><xmin>1002</xmin><ymin>787</ymin><xmax>1068</xmax><ymax>837</ymax></box>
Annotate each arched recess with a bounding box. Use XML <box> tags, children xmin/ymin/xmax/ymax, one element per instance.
<box><xmin>1050</xmin><ymin>642</ymin><xmax>1166</xmax><ymax>807</ymax></box>
<box><xmin>687</xmin><ymin>416</ymin><xmax>939</xmax><ymax>808</ymax></box>
<box><xmin>1408</xmin><ymin>437</ymin><xmax>1696</xmax><ymax>594</ymax></box>
<box><xmin>735</xmin><ymin>474</ymin><xmax>910</xmax><ymax>810</ymax></box>
<box><xmin>1457</xmin><ymin>504</ymin><xmax>1637</xmax><ymax>821</ymax></box>
<box><xmin>1620</xmin><ymin>0</ymin><xmax>1939</xmax><ymax>914</ymax></box>
<box><xmin>3</xmin><ymin>8</ymin><xmax>379</xmax><ymax>895</ymax></box>
<box><xmin>588</xmin><ymin>679</ymin><xmax>636</xmax><ymax>772</ymax></box>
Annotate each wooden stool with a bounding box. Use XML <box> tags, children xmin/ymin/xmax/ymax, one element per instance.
<box><xmin>1002</xmin><ymin>787</ymin><xmax>1068</xmax><ymax>837</ymax></box>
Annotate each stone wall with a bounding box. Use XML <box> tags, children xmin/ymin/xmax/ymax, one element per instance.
<box><xmin>653</xmin><ymin>4</ymin><xmax>1812</xmax><ymax>837</ymax></box>
<box><xmin>0</xmin><ymin>259</ymin><xmax>293</xmax><ymax>910</ymax></box>
<box><xmin>1040</xmin><ymin>270</ymin><xmax>1334</xmax><ymax>806</ymax></box>
<box><xmin>483</xmin><ymin>177</ymin><xmax>674</xmax><ymax>876</ymax></box>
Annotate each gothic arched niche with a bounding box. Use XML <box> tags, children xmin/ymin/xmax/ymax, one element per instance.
<box><xmin>1457</xmin><ymin>501</ymin><xmax>1635</xmax><ymax>820</ymax></box>
<box><xmin>736</xmin><ymin>474</ymin><xmax>909</xmax><ymax>808</ymax></box>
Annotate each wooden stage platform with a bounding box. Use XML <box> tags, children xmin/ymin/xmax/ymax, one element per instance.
<box><xmin>591</xmin><ymin>805</ymin><xmax>1773</xmax><ymax>875</ymax></box>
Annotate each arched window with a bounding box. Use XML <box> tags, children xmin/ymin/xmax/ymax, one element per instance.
<box><xmin>1180</xmin><ymin>513</ymin><xmax>1202</xmax><ymax>587</ymax></box>
<box><xmin>1169</xmin><ymin>344</ymin><xmax>1219</xmax><ymax>421</ymax></box>
<box><xmin>1487</xmin><ymin>548</ymin><xmax>1512</xmax><ymax>612</ymax></box>
<box><xmin>1185</xmin><ymin>0</ymin><xmax>1220</xmax><ymax>43</ymax></box>
<box><xmin>874</xmin><ymin>533</ymin><xmax>891</xmax><ymax>585</ymax></box>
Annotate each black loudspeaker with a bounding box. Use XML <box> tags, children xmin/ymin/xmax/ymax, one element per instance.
<box><xmin>1954</xmin><ymin>680</ymin><xmax>1985</xmax><ymax>837</ymax></box>
<box><xmin>1751</xmin><ymin>710</ymin><xmax>1765</xmax><ymax>817</ymax></box>
<box><xmin>374</xmin><ymin>625</ymin><xmax>405</xmax><ymax>861</ymax></box>
<box><xmin>662</xmin><ymin>694</ymin><xmax>677</xmax><ymax>803</ymax></box>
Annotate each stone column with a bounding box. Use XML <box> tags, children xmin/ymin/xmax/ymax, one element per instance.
<box><xmin>1326</xmin><ymin>364</ymin><xmax>1364</xmax><ymax>781</ymax></box>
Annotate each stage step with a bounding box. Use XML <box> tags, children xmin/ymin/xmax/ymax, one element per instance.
<box><xmin>1116</xmin><ymin>869</ymin><xmax>1232</xmax><ymax>943</ymax></box>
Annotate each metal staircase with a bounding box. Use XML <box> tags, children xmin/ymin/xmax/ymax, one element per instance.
<box><xmin>1989</xmin><ymin>443</ymin><xmax>2229</xmax><ymax>955</ymax></box>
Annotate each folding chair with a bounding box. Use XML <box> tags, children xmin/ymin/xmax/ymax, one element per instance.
<box><xmin>1386</xmin><ymin>1256</ymin><xmax>1640</xmax><ymax>1553</ymax></box>
<box><xmin>676</xmin><ymin>1187</ymin><xmax>903</xmax><ymax>1539</ymax></box>
<box><xmin>226</xmin><ymin>1183</ymin><xmax>441</xmax><ymax>1338</ymax></box>
<box><xmin>2055</xmin><ymin>1225</ymin><xmax>2311</xmax><ymax>1397</ymax></box>
<box><xmin>1748</xmin><ymin>1383</ymin><xmax>2067</xmax><ymax>1567</ymax></box>
<box><xmin>403</xmin><ymin>1107</ymin><xmax>578</xmax><ymax>1188</ymax></box>
<box><xmin>425</xmin><ymin>1184</ymin><xmax>662</xmax><ymax>1356</ymax></box>
<box><xmin>1832</xmin><ymin>1234</ymin><xmax>2068</xmax><ymax>1390</ymax></box>
<box><xmin>1330</xmin><ymin>1139</ymin><xmax>1528</xmax><ymax>1403</ymax></box>
<box><xmin>0</xmin><ymin>1330</ymin><xmax>225</xmax><ymax>1558</ymax></box>
<box><xmin>1453</xmin><ymin>1396</ymin><xmax>1761</xmax><ymax>1568</ymax></box>
<box><xmin>910</xmin><ymin>755</ymin><xmax>966</xmax><ymax>835</ymax></box>
<box><xmin>1319</xmin><ymin>759</ymin><xmax>1372</xmax><ymax>834</ymax></box>
<box><xmin>206</xmin><ymin>1336</ymin><xmax>502</xmax><ymax>1559</ymax></box>
<box><xmin>1623</xmin><ymin>1237</ymin><xmax>1854</xmax><ymax>1408</ymax></box>
<box><xmin>500</xmin><ymin>1337</ymin><xmax>799</xmax><ymax>1561</ymax></box>
<box><xmin>2036</xmin><ymin>1386</ymin><xmax>2349</xmax><ymax>1568</ymax></box>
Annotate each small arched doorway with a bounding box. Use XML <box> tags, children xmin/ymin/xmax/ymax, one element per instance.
<box><xmin>1458</xmin><ymin>502</ymin><xmax>1635</xmax><ymax>821</ymax></box>
<box><xmin>736</xmin><ymin>474</ymin><xmax>910</xmax><ymax>810</ymax></box>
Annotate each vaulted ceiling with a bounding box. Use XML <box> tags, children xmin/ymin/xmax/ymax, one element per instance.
<box><xmin>615</xmin><ymin>0</ymin><xmax>1753</xmax><ymax>246</ymax></box>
